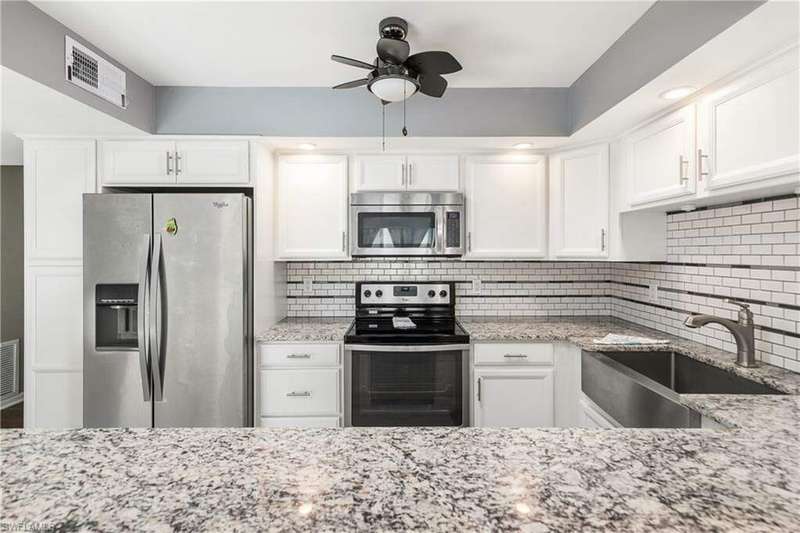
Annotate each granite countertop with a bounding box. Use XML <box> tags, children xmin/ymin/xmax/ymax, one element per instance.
<box><xmin>256</xmin><ymin>318</ymin><xmax>353</xmax><ymax>343</ymax></box>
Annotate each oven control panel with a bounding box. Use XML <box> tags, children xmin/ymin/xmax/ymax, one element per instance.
<box><xmin>359</xmin><ymin>283</ymin><xmax>451</xmax><ymax>305</ymax></box>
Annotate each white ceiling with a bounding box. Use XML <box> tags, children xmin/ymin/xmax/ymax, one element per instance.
<box><xmin>1</xmin><ymin>67</ymin><xmax>145</xmax><ymax>165</ymax></box>
<box><xmin>32</xmin><ymin>1</ymin><xmax>654</xmax><ymax>88</ymax></box>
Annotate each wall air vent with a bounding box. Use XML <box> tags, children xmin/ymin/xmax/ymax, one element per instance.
<box><xmin>1</xmin><ymin>339</ymin><xmax>21</xmax><ymax>409</ymax></box>
<box><xmin>65</xmin><ymin>35</ymin><xmax>127</xmax><ymax>109</ymax></box>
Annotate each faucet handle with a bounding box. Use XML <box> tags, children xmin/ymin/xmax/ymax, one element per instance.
<box><xmin>724</xmin><ymin>298</ymin><xmax>750</xmax><ymax>309</ymax></box>
<box><xmin>725</xmin><ymin>299</ymin><xmax>753</xmax><ymax>323</ymax></box>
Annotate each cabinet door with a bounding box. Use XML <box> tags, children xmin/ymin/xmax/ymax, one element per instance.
<box><xmin>99</xmin><ymin>140</ymin><xmax>176</xmax><ymax>185</ymax></box>
<box><xmin>277</xmin><ymin>155</ymin><xmax>348</xmax><ymax>259</ymax></box>
<box><xmin>626</xmin><ymin>105</ymin><xmax>696</xmax><ymax>206</ymax></box>
<box><xmin>465</xmin><ymin>156</ymin><xmax>547</xmax><ymax>259</ymax></box>
<box><xmin>474</xmin><ymin>368</ymin><xmax>554</xmax><ymax>428</ymax></box>
<box><xmin>699</xmin><ymin>48</ymin><xmax>799</xmax><ymax>191</ymax></box>
<box><xmin>549</xmin><ymin>144</ymin><xmax>610</xmax><ymax>258</ymax></box>
<box><xmin>175</xmin><ymin>140</ymin><xmax>250</xmax><ymax>184</ymax></box>
<box><xmin>353</xmin><ymin>155</ymin><xmax>406</xmax><ymax>191</ymax></box>
<box><xmin>406</xmin><ymin>155</ymin><xmax>460</xmax><ymax>191</ymax></box>
<box><xmin>24</xmin><ymin>140</ymin><xmax>96</xmax><ymax>262</ymax></box>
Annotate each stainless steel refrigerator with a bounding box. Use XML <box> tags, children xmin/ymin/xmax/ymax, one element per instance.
<box><xmin>83</xmin><ymin>193</ymin><xmax>252</xmax><ymax>427</ymax></box>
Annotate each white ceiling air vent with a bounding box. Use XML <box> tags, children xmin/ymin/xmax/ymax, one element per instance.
<box><xmin>65</xmin><ymin>35</ymin><xmax>127</xmax><ymax>108</ymax></box>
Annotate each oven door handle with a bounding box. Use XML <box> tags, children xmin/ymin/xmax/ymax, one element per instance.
<box><xmin>345</xmin><ymin>344</ymin><xmax>470</xmax><ymax>353</ymax></box>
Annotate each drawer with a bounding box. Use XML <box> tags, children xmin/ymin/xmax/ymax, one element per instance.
<box><xmin>259</xmin><ymin>416</ymin><xmax>340</xmax><ymax>428</ymax></box>
<box><xmin>473</xmin><ymin>343</ymin><xmax>554</xmax><ymax>366</ymax></box>
<box><xmin>259</xmin><ymin>343</ymin><xmax>340</xmax><ymax>367</ymax></box>
<box><xmin>259</xmin><ymin>368</ymin><xmax>339</xmax><ymax>416</ymax></box>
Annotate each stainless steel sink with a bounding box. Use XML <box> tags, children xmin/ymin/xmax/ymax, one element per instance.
<box><xmin>581</xmin><ymin>350</ymin><xmax>785</xmax><ymax>428</ymax></box>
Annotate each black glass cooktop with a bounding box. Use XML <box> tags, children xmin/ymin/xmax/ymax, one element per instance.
<box><xmin>344</xmin><ymin>315</ymin><xmax>469</xmax><ymax>345</ymax></box>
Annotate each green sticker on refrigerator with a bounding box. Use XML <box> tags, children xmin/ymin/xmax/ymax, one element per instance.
<box><xmin>165</xmin><ymin>217</ymin><xmax>178</xmax><ymax>236</ymax></box>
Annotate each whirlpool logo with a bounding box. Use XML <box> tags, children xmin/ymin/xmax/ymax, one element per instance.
<box><xmin>212</xmin><ymin>201</ymin><xmax>229</xmax><ymax>209</ymax></box>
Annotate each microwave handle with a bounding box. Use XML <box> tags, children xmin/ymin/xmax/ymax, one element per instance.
<box><xmin>436</xmin><ymin>206</ymin><xmax>446</xmax><ymax>253</ymax></box>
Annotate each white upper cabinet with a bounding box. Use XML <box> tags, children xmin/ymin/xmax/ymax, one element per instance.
<box><xmin>174</xmin><ymin>140</ymin><xmax>249</xmax><ymax>184</ymax></box>
<box><xmin>353</xmin><ymin>155</ymin><xmax>405</xmax><ymax>191</ymax></box>
<box><xmin>625</xmin><ymin>105</ymin><xmax>697</xmax><ymax>206</ymax></box>
<box><xmin>99</xmin><ymin>139</ymin><xmax>250</xmax><ymax>186</ymax></box>
<box><xmin>464</xmin><ymin>155</ymin><xmax>547</xmax><ymax>259</ymax></box>
<box><xmin>24</xmin><ymin>139</ymin><xmax>96</xmax><ymax>262</ymax></box>
<box><xmin>405</xmin><ymin>155</ymin><xmax>460</xmax><ymax>191</ymax></box>
<box><xmin>99</xmin><ymin>140</ymin><xmax>176</xmax><ymax>185</ymax></box>
<box><xmin>549</xmin><ymin>144</ymin><xmax>610</xmax><ymax>258</ymax></box>
<box><xmin>473</xmin><ymin>368</ymin><xmax>554</xmax><ymax>428</ymax></box>
<box><xmin>353</xmin><ymin>154</ymin><xmax>460</xmax><ymax>191</ymax></box>
<box><xmin>698</xmin><ymin>46</ymin><xmax>799</xmax><ymax>191</ymax></box>
<box><xmin>276</xmin><ymin>154</ymin><xmax>349</xmax><ymax>260</ymax></box>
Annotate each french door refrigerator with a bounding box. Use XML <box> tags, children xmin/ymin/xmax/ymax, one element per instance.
<box><xmin>83</xmin><ymin>193</ymin><xmax>252</xmax><ymax>427</ymax></box>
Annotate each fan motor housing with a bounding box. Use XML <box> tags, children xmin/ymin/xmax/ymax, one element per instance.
<box><xmin>379</xmin><ymin>17</ymin><xmax>408</xmax><ymax>40</ymax></box>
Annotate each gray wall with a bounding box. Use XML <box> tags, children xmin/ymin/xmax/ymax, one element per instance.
<box><xmin>156</xmin><ymin>86</ymin><xmax>570</xmax><ymax>137</ymax></box>
<box><xmin>0</xmin><ymin>0</ymin><xmax>155</xmax><ymax>133</ymax></box>
<box><xmin>1</xmin><ymin>166</ymin><xmax>24</xmax><ymax>392</ymax></box>
<box><xmin>568</xmin><ymin>0</ymin><xmax>764</xmax><ymax>132</ymax></box>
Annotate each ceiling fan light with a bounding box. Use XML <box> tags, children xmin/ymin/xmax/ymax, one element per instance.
<box><xmin>368</xmin><ymin>75</ymin><xmax>418</xmax><ymax>102</ymax></box>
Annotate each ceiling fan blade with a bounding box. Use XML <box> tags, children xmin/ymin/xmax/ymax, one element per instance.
<box><xmin>377</xmin><ymin>38</ymin><xmax>409</xmax><ymax>65</ymax></box>
<box><xmin>406</xmin><ymin>51</ymin><xmax>462</xmax><ymax>75</ymax></box>
<box><xmin>331</xmin><ymin>55</ymin><xmax>375</xmax><ymax>70</ymax></box>
<box><xmin>332</xmin><ymin>78</ymin><xmax>369</xmax><ymax>89</ymax></box>
<box><xmin>419</xmin><ymin>73</ymin><xmax>447</xmax><ymax>98</ymax></box>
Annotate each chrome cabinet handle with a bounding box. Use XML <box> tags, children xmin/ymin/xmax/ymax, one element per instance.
<box><xmin>402</xmin><ymin>163</ymin><xmax>406</xmax><ymax>186</ymax></box>
<box><xmin>679</xmin><ymin>155</ymin><xmax>689</xmax><ymax>184</ymax></box>
<box><xmin>503</xmin><ymin>354</ymin><xmax>528</xmax><ymax>359</ymax></box>
<box><xmin>477</xmin><ymin>377</ymin><xmax>482</xmax><ymax>402</ymax></box>
<box><xmin>467</xmin><ymin>232</ymin><xmax>472</xmax><ymax>252</ymax></box>
<box><xmin>601</xmin><ymin>228</ymin><xmax>606</xmax><ymax>252</ymax></box>
<box><xmin>408</xmin><ymin>163</ymin><xmax>413</xmax><ymax>186</ymax></box>
<box><xmin>137</xmin><ymin>234</ymin><xmax>152</xmax><ymax>401</ymax></box>
<box><xmin>175</xmin><ymin>152</ymin><xmax>182</xmax><ymax>175</ymax></box>
<box><xmin>286</xmin><ymin>391</ymin><xmax>312</xmax><ymax>397</ymax></box>
<box><xmin>286</xmin><ymin>353</ymin><xmax>312</xmax><ymax>359</ymax></box>
<box><xmin>697</xmin><ymin>148</ymin><xmax>709</xmax><ymax>180</ymax></box>
<box><xmin>166</xmin><ymin>152</ymin><xmax>173</xmax><ymax>175</ymax></box>
<box><xmin>149</xmin><ymin>234</ymin><xmax>164</xmax><ymax>401</ymax></box>
<box><xmin>342</xmin><ymin>231</ymin><xmax>346</xmax><ymax>252</ymax></box>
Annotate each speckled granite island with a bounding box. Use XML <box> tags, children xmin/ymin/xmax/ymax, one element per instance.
<box><xmin>4</xmin><ymin>316</ymin><xmax>800</xmax><ymax>531</ymax></box>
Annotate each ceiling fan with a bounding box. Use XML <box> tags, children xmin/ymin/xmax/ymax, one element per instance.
<box><xmin>331</xmin><ymin>17</ymin><xmax>462</xmax><ymax>103</ymax></box>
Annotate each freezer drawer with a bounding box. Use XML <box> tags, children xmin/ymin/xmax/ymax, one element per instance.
<box><xmin>259</xmin><ymin>369</ymin><xmax>340</xmax><ymax>416</ymax></box>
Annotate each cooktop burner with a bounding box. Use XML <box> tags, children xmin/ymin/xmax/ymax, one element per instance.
<box><xmin>344</xmin><ymin>281</ymin><xmax>469</xmax><ymax>345</ymax></box>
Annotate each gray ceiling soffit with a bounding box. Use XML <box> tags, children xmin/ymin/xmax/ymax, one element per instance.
<box><xmin>0</xmin><ymin>0</ymin><xmax>155</xmax><ymax>133</ymax></box>
<box><xmin>155</xmin><ymin>87</ymin><xmax>570</xmax><ymax>137</ymax></box>
<box><xmin>568</xmin><ymin>0</ymin><xmax>765</xmax><ymax>133</ymax></box>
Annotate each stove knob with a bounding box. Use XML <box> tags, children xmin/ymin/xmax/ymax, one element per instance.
<box><xmin>428</xmin><ymin>290</ymin><xmax>436</xmax><ymax>298</ymax></box>
<box><xmin>363</xmin><ymin>290</ymin><xmax>371</xmax><ymax>298</ymax></box>
<box><xmin>439</xmin><ymin>290</ymin><xmax>448</xmax><ymax>298</ymax></box>
<box><xmin>375</xmin><ymin>290</ymin><xmax>383</xmax><ymax>298</ymax></box>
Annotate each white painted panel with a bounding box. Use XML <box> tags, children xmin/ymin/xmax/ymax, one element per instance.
<box><xmin>27</xmin><ymin>267</ymin><xmax>83</xmax><ymax>370</ymax></box>
<box><xmin>474</xmin><ymin>368</ymin><xmax>554</xmax><ymax>427</ymax></box>
<box><xmin>406</xmin><ymin>155</ymin><xmax>460</xmax><ymax>191</ymax></box>
<box><xmin>24</xmin><ymin>139</ymin><xmax>95</xmax><ymax>261</ymax></box>
<box><xmin>259</xmin><ymin>416</ymin><xmax>340</xmax><ymax>428</ymax></box>
<box><xmin>276</xmin><ymin>155</ymin><xmax>348</xmax><ymax>259</ymax></box>
<box><xmin>32</xmin><ymin>371</ymin><xmax>82</xmax><ymax>429</ymax></box>
<box><xmin>259</xmin><ymin>343</ymin><xmax>339</xmax><ymax>367</ymax></box>
<box><xmin>353</xmin><ymin>155</ymin><xmax>405</xmax><ymax>191</ymax></box>
<box><xmin>175</xmin><ymin>140</ymin><xmax>250</xmax><ymax>184</ymax></box>
<box><xmin>553</xmin><ymin>343</ymin><xmax>582</xmax><ymax>428</ymax></box>
<box><xmin>99</xmin><ymin>140</ymin><xmax>175</xmax><ymax>185</ymax></box>
<box><xmin>473</xmin><ymin>343</ymin><xmax>554</xmax><ymax>366</ymax></box>
<box><xmin>549</xmin><ymin>144</ymin><xmax>609</xmax><ymax>258</ymax></box>
<box><xmin>465</xmin><ymin>155</ymin><xmax>547</xmax><ymax>259</ymax></box>
<box><xmin>259</xmin><ymin>368</ymin><xmax>339</xmax><ymax>416</ymax></box>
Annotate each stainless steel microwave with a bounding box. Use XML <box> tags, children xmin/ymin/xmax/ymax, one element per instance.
<box><xmin>350</xmin><ymin>192</ymin><xmax>465</xmax><ymax>256</ymax></box>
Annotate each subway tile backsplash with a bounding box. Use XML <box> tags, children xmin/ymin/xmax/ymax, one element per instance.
<box><xmin>285</xmin><ymin>195</ymin><xmax>799</xmax><ymax>372</ymax></box>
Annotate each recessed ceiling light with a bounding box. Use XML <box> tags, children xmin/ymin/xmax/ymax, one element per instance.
<box><xmin>297</xmin><ymin>143</ymin><xmax>316</xmax><ymax>150</ymax></box>
<box><xmin>660</xmin><ymin>86</ymin><xmax>696</xmax><ymax>100</ymax></box>
<box><xmin>513</xmin><ymin>143</ymin><xmax>533</xmax><ymax>150</ymax></box>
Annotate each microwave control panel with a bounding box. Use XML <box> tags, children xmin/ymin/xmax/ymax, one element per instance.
<box><xmin>445</xmin><ymin>211</ymin><xmax>461</xmax><ymax>248</ymax></box>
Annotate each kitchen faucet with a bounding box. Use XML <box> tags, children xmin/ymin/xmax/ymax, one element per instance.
<box><xmin>684</xmin><ymin>299</ymin><xmax>757</xmax><ymax>367</ymax></box>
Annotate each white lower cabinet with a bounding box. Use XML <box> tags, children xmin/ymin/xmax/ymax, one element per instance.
<box><xmin>472</xmin><ymin>343</ymin><xmax>555</xmax><ymax>428</ymax></box>
<box><xmin>257</xmin><ymin>342</ymin><xmax>342</xmax><ymax>427</ymax></box>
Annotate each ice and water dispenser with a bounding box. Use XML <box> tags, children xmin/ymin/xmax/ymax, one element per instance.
<box><xmin>95</xmin><ymin>284</ymin><xmax>139</xmax><ymax>350</ymax></box>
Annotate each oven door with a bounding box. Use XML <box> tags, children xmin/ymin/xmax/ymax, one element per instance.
<box><xmin>344</xmin><ymin>344</ymin><xmax>470</xmax><ymax>427</ymax></box>
<box><xmin>350</xmin><ymin>205</ymin><xmax>444</xmax><ymax>256</ymax></box>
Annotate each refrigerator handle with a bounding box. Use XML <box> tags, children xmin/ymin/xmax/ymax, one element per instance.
<box><xmin>149</xmin><ymin>234</ymin><xmax>165</xmax><ymax>401</ymax></box>
<box><xmin>137</xmin><ymin>234</ymin><xmax>152</xmax><ymax>401</ymax></box>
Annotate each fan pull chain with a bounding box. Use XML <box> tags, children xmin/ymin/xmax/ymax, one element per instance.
<box><xmin>381</xmin><ymin>102</ymin><xmax>386</xmax><ymax>152</ymax></box>
<box><xmin>402</xmin><ymin>84</ymin><xmax>408</xmax><ymax>137</ymax></box>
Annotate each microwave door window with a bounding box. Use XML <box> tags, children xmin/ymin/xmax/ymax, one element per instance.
<box><xmin>358</xmin><ymin>213</ymin><xmax>436</xmax><ymax>249</ymax></box>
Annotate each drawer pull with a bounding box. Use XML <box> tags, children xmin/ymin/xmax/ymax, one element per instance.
<box><xmin>286</xmin><ymin>391</ymin><xmax>312</xmax><ymax>397</ymax></box>
<box><xmin>504</xmin><ymin>354</ymin><xmax>528</xmax><ymax>359</ymax></box>
<box><xmin>286</xmin><ymin>353</ymin><xmax>312</xmax><ymax>359</ymax></box>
